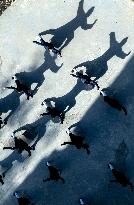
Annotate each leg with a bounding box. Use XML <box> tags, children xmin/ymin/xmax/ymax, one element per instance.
<box><xmin>43</xmin><ymin>177</ymin><xmax>51</xmax><ymax>182</ymax></box>
<box><xmin>60</xmin><ymin>113</ymin><xmax>65</xmax><ymax>124</ymax></box>
<box><xmin>25</xmin><ymin>147</ymin><xmax>31</xmax><ymax>156</ymax></box>
<box><xmin>121</xmin><ymin>106</ymin><xmax>127</xmax><ymax>115</ymax></box>
<box><xmin>59</xmin><ymin>177</ymin><xmax>65</xmax><ymax>184</ymax></box>
<box><xmin>0</xmin><ymin>179</ymin><xmax>4</xmax><ymax>185</ymax></box>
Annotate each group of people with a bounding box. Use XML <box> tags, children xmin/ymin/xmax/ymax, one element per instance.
<box><xmin>0</xmin><ymin>11</ymin><xmax>131</xmax><ymax>205</ymax></box>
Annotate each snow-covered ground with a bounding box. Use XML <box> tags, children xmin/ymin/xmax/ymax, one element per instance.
<box><xmin>0</xmin><ymin>0</ymin><xmax>134</xmax><ymax>204</ymax></box>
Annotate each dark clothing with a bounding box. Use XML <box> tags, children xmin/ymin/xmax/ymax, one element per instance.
<box><xmin>6</xmin><ymin>79</ymin><xmax>33</xmax><ymax>100</ymax></box>
<box><xmin>43</xmin><ymin>165</ymin><xmax>65</xmax><ymax>184</ymax></box>
<box><xmin>61</xmin><ymin>131</ymin><xmax>90</xmax><ymax>154</ymax></box>
<box><xmin>104</xmin><ymin>96</ymin><xmax>127</xmax><ymax>115</ymax></box>
<box><xmin>41</xmin><ymin>107</ymin><xmax>64</xmax><ymax>124</ymax></box>
<box><xmin>71</xmin><ymin>72</ymin><xmax>99</xmax><ymax>89</ymax></box>
<box><xmin>3</xmin><ymin>137</ymin><xmax>33</xmax><ymax>156</ymax></box>
<box><xmin>0</xmin><ymin>175</ymin><xmax>4</xmax><ymax>185</ymax></box>
<box><xmin>33</xmin><ymin>36</ymin><xmax>61</xmax><ymax>56</ymax></box>
<box><xmin>17</xmin><ymin>197</ymin><xmax>31</xmax><ymax>205</ymax></box>
<box><xmin>112</xmin><ymin>169</ymin><xmax>133</xmax><ymax>191</ymax></box>
<box><xmin>0</xmin><ymin>117</ymin><xmax>3</xmax><ymax>129</ymax></box>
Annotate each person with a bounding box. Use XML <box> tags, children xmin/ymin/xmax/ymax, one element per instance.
<box><xmin>40</xmin><ymin>101</ymin><xmax>65</xmax><ymax>124</ymax></box>
<box><xmin>71</xmin><ymin>68</ymin><xmax>100</xmax><ymax>90</ymax></box>
<box><xmin>108</xmin><ymin>162</ymin><xmax>133</xmax><ymax>191</ymax></box>
<box><xmin>61</xmin><ymin>128</ymin><xmax>90</xmax><ymax>154</ymax></box>
<box><xmin>3</xmin><ymin>133</ymin><xmax>34</xmax><ymax>157</ymax></box>
<box><xmin>14</xmin><ymin>191</ymin><xmax>32</xmax><ymax>205</ymax></box>
<box><xmin>43</xmin><ymin>162</ymin><xmax>65</xmax><ymax>184</ymax></box>
<box><xmin>33</xmin><ymin>34</ymin><xmax>62</xmax><ymax>57</ymax></box>
<box><xmin>100</xmin><ymin>90</ymin><xmax>127</xmax><ymax>115</ymax></box>
<box><xmin>6</xmin><ymin>75</ymin><xmax>33</xmax><ymax>100</ymax></box>
<box><xmin>0</xmin><ymin>173</ymin><xmax>5</xmax><ymax>185</ymax></box>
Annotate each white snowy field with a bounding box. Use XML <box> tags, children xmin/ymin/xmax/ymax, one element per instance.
<box><xmin>0</xmin><ymin>0</ymin><xmax>134</xmax><ymax>204</ymax></box>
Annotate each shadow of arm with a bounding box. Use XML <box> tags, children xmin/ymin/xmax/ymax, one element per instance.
<box><xmin>39</xmin><ymin>29</ymin><xmax>55</xmax><ymax>36</ymax></box>
<box><xmin>81</xmin><ymin>19</ymin><xmax>97</xmax><ymax>30</ymax></box>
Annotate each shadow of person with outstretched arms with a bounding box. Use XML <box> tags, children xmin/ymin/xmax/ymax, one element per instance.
<box><xmin>14</xmin><ymin>49</ymin><xmax>63</xmax><ymax>96</ymax></box>
<box><xmin>73</xmin><ymin>32</ymin><xmax>131</xmax><ymax>81</ymax></box>
<box><xmin>0</xmin><ymin>90</ymin><xmax>21</xmax><ymax>125</ymax></box>
<box><xmin>39</xmin><ymin>0</ymin><xmax>97</xmax><ymax>51</ymax></box>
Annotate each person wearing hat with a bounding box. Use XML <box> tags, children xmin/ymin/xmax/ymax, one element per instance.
<box><xmin>43</xmin><ymin>162</ymin><xmax>65</xmax><ymax>184</ymax></box>
<box><xmin>61</xmin><ymin>128</ymin><xmax>90</xmax><ymax>154</ymax></box>
<box><xmin>108</xmin><ymin>162</ymin><xmax>133</xmax><ymax>191</ymax></box>
<box><xmin>100</xmin><ymin>90</ymin><xmax>127</xmax><ymax>115</ymax></box>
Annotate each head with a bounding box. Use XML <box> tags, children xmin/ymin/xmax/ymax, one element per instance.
<box><xmin>100</xmin><ymin>90</ymin><xmax>107</xmax><ymax>97</ymax></box>
<box><xmin>14</xmin><ymin>191</ymin><xmax>20</xmax><ymax>199</ymax></box>
<box><xmin>12</xmin><ymin>75</ymin><xmax>17</xmax><ymax>81</ymax></box>
<box><xmin>108</xmin><ymin>163</ymin><xmax>114</xmax><ymax>170</ymax></box>
<box><xmin>46</xmin><ymin>161</ymin><xmax>51</xmax><ymax>166</ymax></box>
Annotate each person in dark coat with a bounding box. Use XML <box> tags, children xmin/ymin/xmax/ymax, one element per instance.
<box><xmin>71</xmin><ymin>68</ymin><xmax>100</xmax><ymax>90</ymax></box>
<box><xmin>40</xmin><ymin>101</ymin><xmax>65</xmax><ymax>124</ymax></box>
<box><xmin>108</xmin><ymin>162</ymin><xmax>133</xmax><ymax>191</ymax></box>
<box><xmin>14</xmin><ymin>191</ymin><xmax>32</xmax><ymax>205</ymax></box>
<box><xmin>3</xmin><ymin>133</ymin><xmax>34</xmax><ymax>157</ymax></box>
<box><xmin>6</xmin><ymin>75</ymin><xmax>33</xmax><ymax>100</ymax></box>
<box><xmin>43</xmin><ymin>162</ymin><xmax>65</xmax><ymax>184</ymax></box>
<box><xmin>33</xmin><ymin>34</ymin><xmax>62</xmax><ymax>57</ymax></box>
<box><xmin>100</xmin><ymin>90</ymin><xmax>127</xmax><ymax>115</ymax></box>
<box><xmin>61</xmin><ymin>128</ymin><xmax>90</xmax><ymax>154</ymax></box>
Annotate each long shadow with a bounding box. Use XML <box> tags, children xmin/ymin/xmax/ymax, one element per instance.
<box><xmin>0</xmin><ymin>116</ymin><xmax>50</xmax><ymax>172</ymax></box>
<box><xmin>2</xmin><ymin>59</ymin><xmax>134</xmax><ymax>205</ymax></box>
<box><xmin>5</xmin><ymin>55</ymin><xmax>134</xmax><ymax>205</ymax></box>
<box><xmin>0</xmin><ymin>90</ymin><xmax>21</xmax><ymax>124</ymax></box>
<box><xmin>42</xmin><ymin>78</ymin><xmax>89</xmax><ymax>117</ymax></box>
<box><xmin>74</xmin><ymin>32</ymin><xmax>131</xmax><ymax>81</ymax></box>
<box><xmin>39</xmin><ymin>0</ymin><xmax>97</xmax><ymax>51</ymax></box>
<box><xmin>15</xmin><ymin>49</ymin><xmax>63</xmax><ymax>96</ymax></box>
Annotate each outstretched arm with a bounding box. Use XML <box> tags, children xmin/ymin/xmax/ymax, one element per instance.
<box><xmin>40</xmin><ymin>112</ymin><xmax>50</xmax><ymax>116</ymax></box>
<box><xmin>3</xmin><ymin>147</ymin><xmax>15</xmax><ymax>150</ymax></box>
<box><xmin>39</xmin><ymin>29</ymin><xmax>55</xmax><ymax>36</ymax></box>
<box><xmin>33</xmin><ymin>41</ymin><xmax>44</xmax><ymax>46</ymax></box>
<box><xmin>61</xmin><ymin>142</ymin><xmax>73</xmax><ymax>146</ymax></box>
